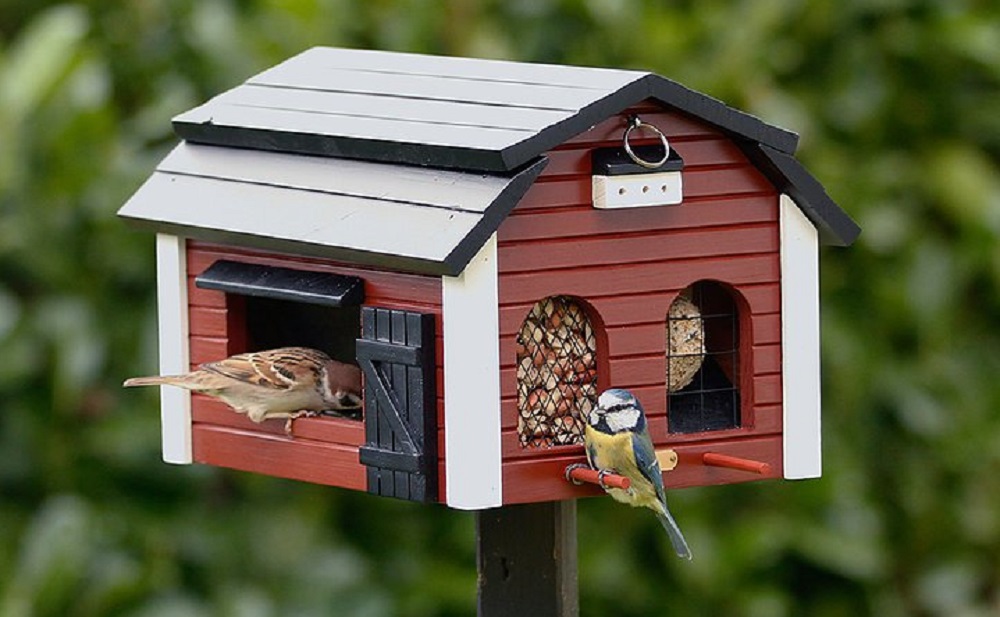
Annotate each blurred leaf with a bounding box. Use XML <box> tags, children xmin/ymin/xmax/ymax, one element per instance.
<box><xmin>2</xmin><ymin>496</ymin><xmax>92</xmax><ymax>616</ymax></box>
<box><xmin>922</xmin><ymin>142</ymin><xmax>1000</xmax><ymax>235</ymax></box>
<box><xmin>0</xmin><ymin>4</ymin><xmax>88</xmax><ymax>120</ymax></box>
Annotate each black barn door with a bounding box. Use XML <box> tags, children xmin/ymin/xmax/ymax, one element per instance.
<box><xmin>356</xmin><ymin>307</ymin><xmax>437</xmax><ymax>502</ymax></box>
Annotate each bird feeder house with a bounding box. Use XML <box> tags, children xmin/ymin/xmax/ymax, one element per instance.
<box><xmin>119</xmin><ymin>47</ymin><xmax>859</xmax><ymax>509</ymax></box>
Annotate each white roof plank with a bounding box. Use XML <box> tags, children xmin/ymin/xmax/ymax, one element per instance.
<box><xmin>157</xmin><ymin>143</ymin><xmax>515</xmax><ymax>215</ymax></box>
<box><xmin>289</xmin><ymin>46</ymin><xmax>646</xmax><ymax>90</ymax></box>
<box><xmin>122</xmin><ymin>173</ymin><xmax>477</xmax><ymax>262</ymax></box>
<box><xmin>215</xmin><ymin>83</ymin><xmax>572</xmax><ymax>133</ymax></box>
<box><xmin>119</xmin><ymin>150</ymin><xmax>547</xmax><ymax>275</ymax></box>
<box><xmin>176</xmin><ymin>102</ymin><xmax>529</xmax><ymax>150</ymax></box>
<box><xmin>173</xmin><ymin>47</ymin><xmax>655</xmax><ymax>172</ymax></box>
<box><xmin>250</xmin><ymin>65</ymin><xmax>612</xmax><ymax>112</ymax></box>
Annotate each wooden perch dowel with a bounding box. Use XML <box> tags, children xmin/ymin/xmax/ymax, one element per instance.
<box><xmin>702</xmin><ymin>452</ymin><xmax>772</xmax><ymax>475</ymax></box>
<box><xmin>564</xmin><ymin>465</ymin><xmax>632</xmax><ymax>490</ymax></box>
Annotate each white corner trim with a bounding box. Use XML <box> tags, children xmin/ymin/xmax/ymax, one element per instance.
<box><xmin>779</xmin><ymin>194</ymin><xmax>821</xmax><ymax>479</ymax></box>
<box><xmin>442</xmin><ymin>234</ymin><xmax>502</xmax><ymax>509</ymax></box>
<box><xmin>156</xmin><ymin>233</ymin><xmax>192</xmax><ymax>464</ymax></box>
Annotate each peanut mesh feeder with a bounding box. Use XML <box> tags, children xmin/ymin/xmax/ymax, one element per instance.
<box><xmin>516</xmin><ymin>297</ymin><xmax>598</xmax><ymax>448</ymax></box>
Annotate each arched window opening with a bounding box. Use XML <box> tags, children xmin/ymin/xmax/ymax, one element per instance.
<box><xmin>516</xmin><ymin>296</ymin><xmax>599</xmax><ymax>448</ymax></box>
<box><xmin>667</xmin><ymin>282</ymin><xmax>741</xmax><ymax>433</ymax></box>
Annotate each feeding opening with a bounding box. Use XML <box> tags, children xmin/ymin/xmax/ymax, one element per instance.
<box><xmin>516</xmin><ymin>296</ymin><xmax>600</xmax><ymax>448</ymax></box>
<box><xmin>245</xmin><ymin>296</ymin><xmax>360</xmax><ymax>367</ymax></box>
<box><xmin>195</xmin><ymin>259</ymin><xmax>365</xmax><ymax>417</ymax></box>
<box><xmin>667</xmin><ymin>281</ymin><xmax>742</xmax><ymax>433</ymax></box>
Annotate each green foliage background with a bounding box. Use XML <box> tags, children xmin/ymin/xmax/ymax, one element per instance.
<box><xmin>1</xmin><ymin>1</ymin><xmax>998</xmax><ymax>615</ymax></box>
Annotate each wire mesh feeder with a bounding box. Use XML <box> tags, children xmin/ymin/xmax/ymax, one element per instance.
<box><xmin>668</xmin><ymin>282</ymin><xmax>742</xmax><ymax>433</ymax></box>
<box><xmin>667</xmin><ymin>291</ymin><xmax>706</xmax><ymax>393</ymax></box>
<box><xmin>516</xmin><ymin>297</ymin><xmax>598</xmax><ymax>447</ymax></box>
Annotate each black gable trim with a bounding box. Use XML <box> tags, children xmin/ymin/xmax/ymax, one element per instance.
<box><xmin>441</xmin><ymin>157</ymin><xmax>548</xmax><ymax>275</ymax></box>
<box><xmin>499</xmin><ymin>73</ymin><xmax>802</xmax><ymax>168</ymax></box>
<box><xmin>747</xmin><ymin>144</ymin><xmax>861</xmax><ymax>247</ymax></box>
<box><xmin>174</xmin><ymin>122</ymin><xmax>513</xmax><ymax>172</ymax></box>
<box><xmin>643</xmin><ymin>75</ymin><xmax>800</xmax><ymax>155</ymax></box>
<box><xmin>497</xmin><ymin>76</ymin><xmax>653</xmax><ymax>171</ymax></box>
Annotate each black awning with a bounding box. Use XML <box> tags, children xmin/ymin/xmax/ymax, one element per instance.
<box><xmin>195</xmin><ymin>260</ymin><xmax>364</xmax><ymax>307</ymax></box>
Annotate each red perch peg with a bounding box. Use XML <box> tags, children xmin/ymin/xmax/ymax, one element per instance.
<box><xmin>702</xmin><ymin>452</ymin><xmax>772</xmax><ymax>475</ymax></box>
<box><xmin>565</xmin><ymin>465</ymin><xmax>632</xmax><ymax>490</ymax></box>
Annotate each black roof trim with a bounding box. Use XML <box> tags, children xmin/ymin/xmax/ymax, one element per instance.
<box><xmin>442</xmin><ymin>157</ymin><xmax>548</xmax><ymax>273</ymax></box>
<box><xmin>747</xmin><ymin>144</ymin><xmax>861</xmax><ymax>246</ymax></box>
<box><xmin>642</xmin><ymin>75</ymin><xmax>799</xmax><ymax>154</ymax></box>
<box><xmin>494</xmin><ymin>76</ymin><xmax>652</xmax><ymax>170</ymax></box>
<box><xmin>175</xmin><ymin>121</ymin><xmax>513</xmax><ymax>172</ymax></box>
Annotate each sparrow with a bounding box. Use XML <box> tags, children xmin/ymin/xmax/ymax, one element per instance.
<box><xmin>580</xmin><ymin>388</ymin><xmax>692</xmax><ymax>559</ymax></box>
<box><xmin>123</xmin><ymin>347</ymin><xmax>363</xmax><ymax>431</ymax></box>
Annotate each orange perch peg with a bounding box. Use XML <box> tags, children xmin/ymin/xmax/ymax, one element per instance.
<box><xmin>564</xmin><ymin>465</ymin><xmax>632</xmax><ymax>490</ymax></box>
<box><xmin>702</xmin><ymin>452</ymin><xmax>772</xmax><ymax>475</ymax></box>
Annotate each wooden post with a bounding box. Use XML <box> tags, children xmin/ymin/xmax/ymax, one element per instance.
<box><xmin>476</xmin><ymin>501</ymin><xmax>578</xmax><ymax>617</ymax></box>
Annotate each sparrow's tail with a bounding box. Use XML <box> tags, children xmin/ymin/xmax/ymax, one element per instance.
<box><xmin>123</xmin><ymin>375</ymin><xmax>192</xmax><ymax>389</ymax></box>
<box><xmin>656</xmin><ymin>506</ymin><xmax>693</xmax><ymax>560</ymax></box>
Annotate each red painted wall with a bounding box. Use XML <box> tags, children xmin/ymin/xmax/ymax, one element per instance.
<box><xmin>497</xmin><ymin>102</ymin><xmax>784</xmax><ymax>503</ymax></box>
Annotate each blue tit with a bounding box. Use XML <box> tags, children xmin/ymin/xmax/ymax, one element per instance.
<box><xmin>583</xmin><ymin>388</ymin><xmax>692</xmax><ymax>560</ymax></box>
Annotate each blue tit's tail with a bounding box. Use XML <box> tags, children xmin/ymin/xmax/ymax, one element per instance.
<box><xmin>656</xmin><ymin>506</ymin><xmax>692</xmax><ymax>560</ymax></box>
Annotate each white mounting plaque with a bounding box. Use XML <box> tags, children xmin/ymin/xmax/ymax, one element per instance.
<box><xmin>592</xmin><ymin>171</ymin><xmax>683</xmax><ymax>209</ymax></box>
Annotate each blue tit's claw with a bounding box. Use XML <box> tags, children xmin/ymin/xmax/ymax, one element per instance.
<box><xmin>597</xmin><ymin>469</ymin><xmax>613</xmax><ymax>490</ymax></box>
<box><xmin>564</xmin><ymin>463</ymin><xmax>589</xmax><ymax>485</ymax></box>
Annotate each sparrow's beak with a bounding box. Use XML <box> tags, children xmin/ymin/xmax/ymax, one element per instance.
<box><xmin>333</xmin><ymin>391</ymin><xmax>363</xmax><ymax>410</ymax></box>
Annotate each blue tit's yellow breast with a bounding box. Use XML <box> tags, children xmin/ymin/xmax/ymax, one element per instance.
<box><xmin>585</xmin><ymin>425</ymin><xmax>637</xmax><ymax>472</ymax></box>
<box><xmin>585</xmin><ymin>424</ymin><xmax>661</xmax><ymax>508</ymax></box>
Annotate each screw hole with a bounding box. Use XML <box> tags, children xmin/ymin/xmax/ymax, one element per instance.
<box><xmin>642</xmin><ymin>185</ymin><xmax>650</xmax><ymax>193</ymax></box>
<box><xmin>661</xmin><ymin>185</ymin><xmax>668</xmax><ymax>192</ymax></box>
<box><xmin>618</xmin><ymin>187</ymin><xmax>626</xmax><ymax>195</ymax></box>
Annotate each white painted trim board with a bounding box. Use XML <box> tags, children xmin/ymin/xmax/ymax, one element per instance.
<box><xmin>779</xmin><ymin>194</ymin><xmax>822</xmax><ymax>479</ymax></box>
<box><xmin>442</xmin><ymin>234</ymin><xmax>502</xmax><ymax>509</ymax></box>
<box><xmin>156</xmin><ymin>233</ymin><xmax>193</xmax><ymax>464</ymax></box>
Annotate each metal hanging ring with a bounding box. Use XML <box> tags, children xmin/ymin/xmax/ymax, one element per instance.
<box><xmin>623</xmin><ymin>115</ymin><xmax>670</xmax><ymax>169</ymax></box>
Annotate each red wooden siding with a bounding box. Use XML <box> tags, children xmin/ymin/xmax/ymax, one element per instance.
<box><xmin>185</xmin><ymin>241</ymin><xmax>446</xmax><ymax>496</ymax></box>
<box><xmin>496</xmin><ymin>101</ymin><xmax>783</xmax><ymax>503</ymax></box>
